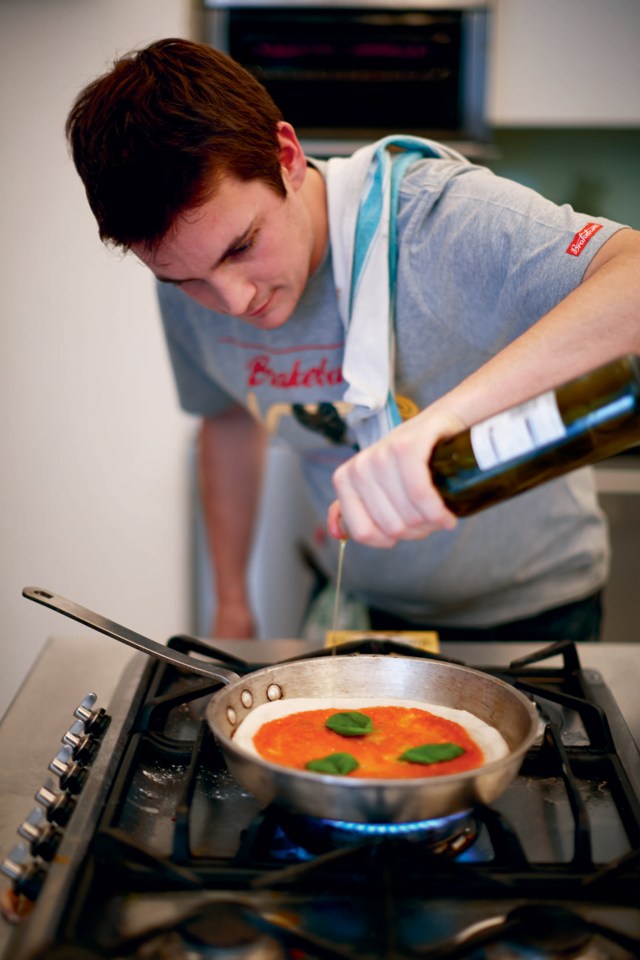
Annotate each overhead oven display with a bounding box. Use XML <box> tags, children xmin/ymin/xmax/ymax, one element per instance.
<box><xmin>204</xmin><ymin>4</ymin><xmax>489</xmax><ymax>145</ymax></box>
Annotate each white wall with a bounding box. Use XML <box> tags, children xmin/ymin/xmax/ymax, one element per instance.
<box><xmin>0</xmin><ymin>1</ymin><xmax>200</xmax><ymax>718</ymax></box>
<box><xmin>487</xmin><ymin>0</ymin><xmax>640</xmax><ymax>127</ymax></box>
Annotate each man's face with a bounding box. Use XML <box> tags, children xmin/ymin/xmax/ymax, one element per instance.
<box><xmin>133</xmin><ymin>166</ymin><xmax>323</xmax><ymax>330</ymax></box>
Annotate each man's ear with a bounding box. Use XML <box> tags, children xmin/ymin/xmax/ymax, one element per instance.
<box><xmin>276</xmin><ymin>121</ymin><xmax>307</xmax><ymax>189</ymax></box>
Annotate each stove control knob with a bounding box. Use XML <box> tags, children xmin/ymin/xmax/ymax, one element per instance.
<box><xmin>48</xmin><ymin>746</ymin><xmax>87</xmax><ymax>795</ymax></box>
<box><xmin>17</xmin><ymin>808</ymin><xmax>45</xmax><ymax>843</ymax></box>
<box><xmin>74</xmin><ymin>692</ymin><xmax>97</xmax><ymax>723</ymax></box>
<box><xmin>17</xmin><ymin>809</ymin><xmax>62</xmax><ymax>862</ymax></box>
<box><xmin>35</xmin><ymin>778</ymin><xmax>76</xmax><ymax>826</ymax></box>
<box><xmin>1</xmin><ymin>843</ymin><xmax>29</xmax><ymax>882</ymax></box>
<box><xmin>73</xmin><ymin>693</ymin><xmax>108</xmax><ymax>737</ymax></box>
<box><xmin>1</xmin><ymin>844</ymin><xmax>45</xmax><ymax>901</ymax></box>
<box><xmin>62</xmin><ymin>720</ymin><xmax>98</xmax><ymax>763</ymax></box>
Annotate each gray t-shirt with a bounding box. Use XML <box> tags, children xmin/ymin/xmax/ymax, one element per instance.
<box><xmin>158</xmin><ymin>156</ymin><xmax>623</xmax><ymax>627</ymax></box>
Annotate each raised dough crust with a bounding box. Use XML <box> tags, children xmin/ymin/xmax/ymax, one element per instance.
<box><xmin>232</xmin><ymin>696</ymin><xmax>509</xmax><ymax>767</ymax></box>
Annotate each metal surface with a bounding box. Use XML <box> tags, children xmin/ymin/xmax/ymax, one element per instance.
<box><xmin>203</xmin><ymin>0</ymin><xmax>487</xmax><ymax>8</ymax></box>
<box><xmin>22</xmin><ymin>588</ymin><xmax>237</xmax><ymax>683</ymax></box>
<box><xmin>206</xmin><ymin>654</ymin><xmax>539</xmax><ymax>822</ymax></box>
<box><xmin>2</xmin><ymin>635</ymin><xmax>640</xmax><ymax>959</ymax></box>
<box><xmin>203</xmin><ymin>0</ymin><xmax>490</xmax><ymax>11</ymax></box>
<box><xmin>0</xmin><ymin>639</ymin><xmax>146</xmax><ymax>960</ymax></box>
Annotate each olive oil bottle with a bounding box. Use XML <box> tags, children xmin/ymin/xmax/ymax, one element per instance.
<box><xmin>430</xmin><ymin>355</ymin><xmax>640</xmax><ymax>517</ymax></box>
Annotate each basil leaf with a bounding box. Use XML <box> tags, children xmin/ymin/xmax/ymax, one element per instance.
<box><xmin>399</xmin><ymin>742</ymin><xmax>465</xmax><ymax>765</ymax></box>
<box><xmin>306</xmin><ymin>752</ymin><xmax>359</xmax><ymax>775</ymax></box>
<box><xmin>326</xmin><ymin>711</ymin><xmax>374</xmax><ymax>737</ymax></box>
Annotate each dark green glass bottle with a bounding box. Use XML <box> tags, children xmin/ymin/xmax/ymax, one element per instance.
<box><xmin>430</xmin><ymin>355</ymin><xmax>640</xmax><ymax>517</ymax></box>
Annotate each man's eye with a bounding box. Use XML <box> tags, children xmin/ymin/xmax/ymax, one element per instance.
<box><xmin>229</xmin><ymin>234</ymin><xmax>257</xmax><ymax>258</ymax></box>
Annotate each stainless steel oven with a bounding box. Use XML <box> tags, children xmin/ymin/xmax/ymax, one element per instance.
<box><xmin>202</xmin><ymin>0</ymin><xmax>490</xmax><ymax>157</ymax></box>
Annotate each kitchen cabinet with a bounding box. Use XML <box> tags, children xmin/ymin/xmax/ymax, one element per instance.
<box><xmin>487</xmin><ymin>0</ymin><xmax>640</xmax><ymax>127</ymax></box>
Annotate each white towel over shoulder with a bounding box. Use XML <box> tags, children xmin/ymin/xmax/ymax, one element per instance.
<box><xmin>326</xmin><ymin>136</ymin><xmax>468</xmax><ymax>448</ymax></box>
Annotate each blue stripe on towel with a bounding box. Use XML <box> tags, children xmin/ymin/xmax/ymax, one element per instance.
<box><xmin>347</xmin><ymin>136</ymin><xmax>449</xmax><ymax>441</ymax></box>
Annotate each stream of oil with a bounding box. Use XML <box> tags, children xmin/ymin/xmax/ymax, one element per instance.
<box><xmin>330</xmin><ymin>538</ymin><xmax>348</xmax><ymax>647</ymax></box>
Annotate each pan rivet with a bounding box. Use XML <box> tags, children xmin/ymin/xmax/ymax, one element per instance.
<box><xmin>241</xmin><ymin>690</ymin><xmax>253</xmax><ymax>709</ymax></box>
<box><xmin>266</xmin><ymin>684</ymin><xmax>283</xmax><ymax>701</ymax></box>
<box><xmin>226</xmin><ymin>707</ymin><xmax>237</xmax><ymax>725</ymax></box>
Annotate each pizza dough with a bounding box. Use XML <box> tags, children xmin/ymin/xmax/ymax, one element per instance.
<box><xmin>232</xmin><ymin>696</ymin><xmax>510</xmax><ymax>773</ymax></box>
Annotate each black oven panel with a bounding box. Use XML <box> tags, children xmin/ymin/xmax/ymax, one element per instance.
<box><xmin>204</xmin><ymin>4</ymin><xmax>489</xmax><ymax>146</ymax></box>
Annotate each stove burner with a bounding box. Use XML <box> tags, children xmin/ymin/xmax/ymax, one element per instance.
<box><xmin>121</xmin><ymin>903</ymin><xmax>285</xmax><ymax>960</ymax></box>
<box><xmin>324</xmin><ymin>811</ymin><xmax>471</xmax><ymax>838</ymax></box>
<box><xmin>177</xmin><ymin>903</ymin><xmax>283</xmax><ymax>959</ymax></box>
<box><xmin>445</xmin><ymin>904</ymin><xmax>632</xmax><ymax>960</ymax></box>
<box><xmin>277</xmin><ymin>808</ymin><xmax>478</xmax><ymax>857</ymax></box>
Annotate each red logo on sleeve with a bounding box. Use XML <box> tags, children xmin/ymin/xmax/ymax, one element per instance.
<box><xmin>566</xmin><ymin>222</ymin><xmax>603</xmax><ymax>256</ymax></box>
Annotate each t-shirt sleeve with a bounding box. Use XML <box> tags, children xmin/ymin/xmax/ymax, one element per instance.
<box><xmin>402</xmin><ymin>162</ymin><xmax>627</xmax><ymax>353</ymax></box>
<box><xmin>156</xmin><ymin>281</ymin><xmax>237</xmax><ymax>417</ymax></box>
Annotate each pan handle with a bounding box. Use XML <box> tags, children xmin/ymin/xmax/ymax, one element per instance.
<box><xmin>22</xmin><ymin>587</ymin><xmax>238</xmax><ymax>685</ymax></box>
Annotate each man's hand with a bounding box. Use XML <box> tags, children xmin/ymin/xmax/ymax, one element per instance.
<box><xmin>329</xmin><ymin>408</ymin><xmax>463</xmax><ymax>547</ymax></box>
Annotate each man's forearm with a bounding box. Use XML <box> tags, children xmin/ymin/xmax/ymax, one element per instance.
<box><xmin>330</xmin><ymin>228</ymin><xmax>640</xmax><ymax>547</ymax></box>
<box><xmin>198</xmin><ymin>406</ymin><xmax>268</xmax><ymax>637</ymax></box>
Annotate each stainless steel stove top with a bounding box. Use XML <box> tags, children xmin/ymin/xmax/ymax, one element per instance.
<box><xmin>1</xmin><ymin>636</ymin><xmax>640</xmax><ymax>959</ymax></box>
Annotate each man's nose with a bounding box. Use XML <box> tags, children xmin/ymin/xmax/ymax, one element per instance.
<box><xmin>210</xmin><ymin>269</ymin><xmax>255</xmax><ymax>316</ymax></box>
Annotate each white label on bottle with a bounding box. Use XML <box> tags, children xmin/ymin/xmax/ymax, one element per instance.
<box><xmin>470</xmin><ymin>391</ymin><xmax>566</xmax><ymax>471</ymax></box>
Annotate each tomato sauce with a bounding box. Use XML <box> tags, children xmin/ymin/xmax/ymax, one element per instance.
<box><xmin>252</xmin><ymin>705</ymin><xmax>484</xmax><ymax>779</ymax></box>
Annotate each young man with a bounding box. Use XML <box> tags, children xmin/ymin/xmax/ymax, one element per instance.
<box><xmin>66</xmin><ymin>38</ymin><xmax>640</xmax><ymax>642</ymax></box>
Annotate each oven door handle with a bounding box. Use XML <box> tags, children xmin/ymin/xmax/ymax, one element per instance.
<box><xmin>22</xmin><ymin>587</ymin><xmax>239</xmax><ymax>684</ymax></box>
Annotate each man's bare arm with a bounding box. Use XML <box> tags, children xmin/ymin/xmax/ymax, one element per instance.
<box><xmin>199</xmin><ymin>406</ymin><xmax>268</xmax><ymax>637</ymax></box>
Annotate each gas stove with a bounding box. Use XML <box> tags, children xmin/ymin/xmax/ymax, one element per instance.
<box><xmin>2</xmin><ymin>636</ymin><xmax>640</xmax><ymax>960</ymax></box>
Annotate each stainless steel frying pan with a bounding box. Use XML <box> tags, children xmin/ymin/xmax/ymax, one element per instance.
<box><xmin>23</xmin><ymin>587</ymin><xmax>539</xmax><ymax>823</ymax></box>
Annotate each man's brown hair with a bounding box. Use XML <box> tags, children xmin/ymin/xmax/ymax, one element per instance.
<box><xmin>65</xmin><ymin>38</ymin><xmax>285</xmax><ymax>250</ymax></box>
